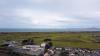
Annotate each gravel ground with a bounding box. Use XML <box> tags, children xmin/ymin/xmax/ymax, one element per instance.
<box><xmin>54</xmin><ymin>48</ymin><xmax>100</xmax><ymax>56</ymax></box>
<box><xmin>0</xmin><ymin>46</ymin><xmax>100</xmax><ymax>56</ymax></box>
<box><xmin>5</xmin><ymin>47</ymin><xmax>100</xmax><ymax>56</ymax></box>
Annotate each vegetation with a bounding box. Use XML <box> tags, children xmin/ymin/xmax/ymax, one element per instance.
<box><xmin>0</xmin><ymin>32</ymin><xmax>100</xmax><ymax>49</ymax></box>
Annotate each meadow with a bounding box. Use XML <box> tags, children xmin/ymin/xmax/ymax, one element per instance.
<box><xmin>0</xmin><ymin>32</ymin><xmax>100</xmax><ymax>49</ymax></box>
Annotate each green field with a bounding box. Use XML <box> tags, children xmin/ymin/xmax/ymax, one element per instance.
<box><xmin>0</xmin><ymin>32</ymin><xmax>100</xmax><ymax>49</ymax></box>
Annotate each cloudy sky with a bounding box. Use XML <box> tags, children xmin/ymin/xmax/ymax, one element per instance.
<box><xmin>0</xmin><ymin>0</ymin><xmax>100</xmax><ymax>29</ymax></box>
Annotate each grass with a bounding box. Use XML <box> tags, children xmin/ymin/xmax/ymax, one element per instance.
<box><xmin>0</xmin><ymin>32</ymin><xmax>100</xmax><ymax>49</ymax></box>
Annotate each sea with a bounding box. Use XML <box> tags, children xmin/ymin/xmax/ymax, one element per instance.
<box><xmin>0</xmin><ymin>28</ymin><xmax>66</xmax><ymax>32</ymax></box>
<box><xmin>0</xmin><ymin>28</ymin><xmax>100</xmax><ymax>32</ymax></box>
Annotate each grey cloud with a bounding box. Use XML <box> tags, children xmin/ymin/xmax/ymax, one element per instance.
<box><xmin>0</xmin><ymin>0</ymin><xmax>100</xmax><ymax>28</ymax></box>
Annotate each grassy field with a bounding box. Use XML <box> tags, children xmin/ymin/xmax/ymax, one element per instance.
<box><xmin>0</xmin><ymin>32</ymin><xmax>100</xmax><ymax>49</ymax></box>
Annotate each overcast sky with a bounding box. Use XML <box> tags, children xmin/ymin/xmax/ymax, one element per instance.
<box><xmin>0</xmin><ymin>0</ymin><xmax>100</xmax><ymax>29</ymax></box>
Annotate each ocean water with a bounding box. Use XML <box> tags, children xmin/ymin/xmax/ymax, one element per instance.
<box><xmin>0</xmin><ymin>28</ymin><xmax>100</xmax><ymax>32</ymax></box>
<box><xmin>0</xmin><ymin>28</ymin><xmax>66</xmax><ymax>32</ymax></box>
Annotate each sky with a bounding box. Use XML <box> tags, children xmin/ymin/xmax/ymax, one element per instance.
<box><xmin>0</xmin><ymin>0</ymin><xmax>100</xmax><ymax>29</ymax></box>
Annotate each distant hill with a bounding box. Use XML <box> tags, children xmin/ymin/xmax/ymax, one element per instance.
<box><xmin>64</xmin><ymin>28</ymin><xmax>100</xmax><ymax>32</ymax></box>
